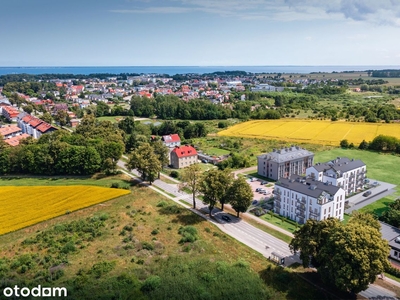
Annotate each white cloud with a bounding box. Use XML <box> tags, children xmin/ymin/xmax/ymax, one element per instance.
<box><xmin>111</xmin><ymin>0</ymin><xmax>400</xmax><ymax>26</ymax></box>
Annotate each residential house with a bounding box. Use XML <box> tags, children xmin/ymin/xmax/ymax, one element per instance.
<box><xmin>18</xmin><ymin>113</ymin><xmax>57</xmax><ymax>139</ymax></box>
<box><xmin>306</xmin><ymin>157</ymin><xmax>367</xmax><ymax>196</ymax></box>
<box><xmin>170</xmin><ymin>145</ymin><xmax>198</xmax><ymax>169</ymax></box>
<box><xmin>162</xmin><ymin>134</ymin><xmax>181</xmax><ymax>148</ymax></box>
<box><xmin>274</xmin><ymin>177</ymin><xmax>346</xmax><ymax>224</ymax></box>
<box><xmin>380</xmin><ymin>221</ymin><xmax>400</xmax><ymax>262</ymax></box>
<box><xmin>0</xmin><ymin>125</ymin><xmax>22</xmax><ymax>139</ymax></box>
<box><xmin>257</xmin><ymin>146</ymin><xmax>314</xmax><ymax>180</ymax></box>
<box><xmin>4</xmin><ymin>133</ymin><xmax>30</xmax><ymax>146</ymax></box>
<box><xmin>2</xmin><ymin>106</ymin><xmax>20</xmax><ymax>122</ymax></box>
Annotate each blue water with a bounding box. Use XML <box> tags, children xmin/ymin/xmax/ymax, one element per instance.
<box><xmin>0</xmin><ymin>65</ymin><xmax>399</xmax><ymax>76</ymax></box>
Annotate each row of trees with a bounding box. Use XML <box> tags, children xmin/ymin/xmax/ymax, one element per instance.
<box><xmin>0</xmin><ymin>116</ymin><xmax>125</xmax><ymax>175</ymax></box>
<box><xmin>179</xmin><ymin>165</ymin><xmax>253</xmax><ymax>218</ymax></box>
<box><xmin>341</xmin><ymin>135</ymin><xmax>400</xmax><ymax>154</ymax></box>
<box><xmin>290</xmin><ymin>213</ymin><xmax>389</xmax><ymax>294</ymax></box>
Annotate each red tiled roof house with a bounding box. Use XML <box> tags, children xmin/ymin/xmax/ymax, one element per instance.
<box><xmin>170</xmin><ymin>145</ymin><xmax>198</xmax><ymax>169</ymax></box>
<box><xmin>162</xmin><ymin>134</ymin><xmax>181</xmax><ymax>148</ymax></box>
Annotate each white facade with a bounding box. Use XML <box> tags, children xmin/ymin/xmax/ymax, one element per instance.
<box><xmin>274</xmin><ymin>177</ymin><xmax>346</xmax><ymax>224</ymax></box>
<box><xmin>306</xmin><ymin>157</ymin><xmax>367</xmax><ymax>196</ymax></box>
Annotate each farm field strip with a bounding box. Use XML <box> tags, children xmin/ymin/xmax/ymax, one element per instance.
<box><xmin>0</xmin><ymin>186</ymin><xmax>130</xmax><ymax>235</ymax></box>
<box><xmin>218</xmin><ymin>120</ymin><xmax>400</xmax><ymax>145</ymax></box>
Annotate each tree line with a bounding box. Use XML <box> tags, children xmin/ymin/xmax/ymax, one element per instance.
<box><xmin>179</xmin><ymin>165</ymin><xmax>253</xmax><ymax>218</ymax></box>
<box><xmin>0</xmin><ymin>116</ymin><xmax>125</xmax><ymax>175</ymax></box>
<box><xmin>340</xmin><ymin>134</ymin><xmax>400</xmax><ymax>154</ymax></box>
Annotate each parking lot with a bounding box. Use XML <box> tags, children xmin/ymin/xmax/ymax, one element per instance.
<box><xmin>246</xmin><ymin>177</ymin><xmax>274</xmax><ymax>201</ymax></box>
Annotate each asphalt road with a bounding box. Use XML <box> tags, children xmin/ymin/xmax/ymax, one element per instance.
<box><xmin>118</xmin><ymin>160</ymin><xmax>399</xmax><ymax>298</ymax></box>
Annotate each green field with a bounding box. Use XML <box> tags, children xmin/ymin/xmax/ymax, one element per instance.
<box><xmin>96</xmin><ymin>115</ymin><xmax>126</xmax><ymax>123</ymax></box>
<box><xmin>314</xmin><ymin>148</ymin><xmax>400</xmax><ymax>185</ymax></box>
<box><xmin>315</xmin><ymin>148</ymin><xmax>400</xmax><ymax>216</ymax></box>
<box><xmin>0</xmin><ymin>174</ymin><xmax>132</xmax><ymax>187</ymax></box>
<box><xmin>0</xmin><ymin>181</ymin><xmax>330</xmax><ymax>299</ymax></box>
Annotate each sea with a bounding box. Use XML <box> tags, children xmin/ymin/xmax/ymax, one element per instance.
<box><xmin>0</xmin><ymin>65</ymin><xmax>399</xmax><ymax>76</ymax></box>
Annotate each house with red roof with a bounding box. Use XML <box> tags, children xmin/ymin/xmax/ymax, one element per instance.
<box><xmin>17</xmin><ymin>112</ymin><xmax>57</xmax><ymax>139</ymax></box>
<box><xmin>162</xmin><ymin>134</ymin><xmax>181</xmax><ymax>148</ymax></box>
<box><xmin>4</xmin><ymin>133</ymin><xmax>30</xmax><ymax>147</ymax></box>
<box><xmin>170</xmin><ymin>145</ymin><xmax>198</xmax><ymax>169</ymax></box>
<box><xmin>0</xmin><ymin>125</ymin><xmax>22</xmax><ymax>139</ymax></box>
<box><xmin>2</xmin><ymin>106</ymin><xmax>20</xmax><ymax>121</ymax></box>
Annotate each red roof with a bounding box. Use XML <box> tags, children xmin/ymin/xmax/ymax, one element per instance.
<box><xmin>36</xmin><ymin>122</ymin><xmax>55</xmax><ymax>133</ymax></box>
<box><xmin>4</xmin><ymin>133</ymin><xmax>30</xmax><ymax>146</ymax></box>
<box><xmin>171</xmin><ymin>145</ymin><xmax>197</xmax><ymax>158</ymax></box>
<box><xmin>29</xmin><ymin>118</ymin><xmax>43</xmax><ymax>128</ymax></box>
<box><xmin>162</xmin><ymin>134</ymin><xmax>181</xmax><ymax>143</ymax></box>
<box><xmin>0</xmin><ymin>126</ymin><xmax>22</xmax><ymax>137</ymax></box>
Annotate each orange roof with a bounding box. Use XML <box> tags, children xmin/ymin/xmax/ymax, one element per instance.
<box><xmin>0</xmin><ymin>126</ymin><xmax>22</xmax><ymax>136</ymax></box>
<box><xmin>4</xmin><ymin>134</ymin><xmax>30</xmax><ymax>146</ymax></box>
<box><xmin>171</xmin><ymin>145</ymin><xmax>197</xmax><ymax>158</ymax></box>
<box><xmin>162</xmin><ymin>134</ymin><xmax>181</xmax><ymax>143</ymax></box>
<box><xmin>28</xmin><ymin>118</ymin><xmax>43</xmax><ymax>128</ymax></box>
<box><xmin>36</xmin><ymin>122</ymin><xmax>55</xmax><ymax>133</ymax></box>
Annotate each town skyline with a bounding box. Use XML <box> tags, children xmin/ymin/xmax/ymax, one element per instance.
<box><xmin>1</xmin><ymin>0</ymin><xmax>400</xmax><ymax>67</ymax></box>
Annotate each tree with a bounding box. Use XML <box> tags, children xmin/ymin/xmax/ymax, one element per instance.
<box><xmin>179</xmin><ymin>164</ymin><xmax>202</xmax><ymax>209</ymax></box>
<box><xmin>23</xmin><ymin>104</ymin><xmax>33</xmax><ymax>114</ymax></box>
<box><xmin>199</xmin><ymin>169</ymin><xmax>232</xmax><ymax>216</ymax></box>
<box><xmin>358</xmin><ymin>139</ymin><xmax>369</xmax><ymax>150</ymax></box>
<box><xmin>126</xmin><ymin>143</ymin><xmax>161</xmax><ymax>184</ymax></box>
<box><xmin>226</xmin><ymin>177</ymin><xmax>253</xmax><ymax>217</ymax></box>
<box><xmin>290</xmin><ymin>214</ymin><xmax>390</xmax><ymax>294</ymax></box>
<box><xmin>151</xmin><ymin>140</ymin><xmax>169</xmax><ymax>178</ymax></box>
<box><xmin>118</xmin><ymin>116</ymin><xmax>135</xmax><ymax>134</ymax></box>
<box><xmin>340</xmin><ymin>139</ymin><xmax>349</xmax><ymax>148</ymax></box>
<box><xmin>41</xmin><ymin>112</ymin><xmax>53</xmax><ymax>124</ymax></box>
<box><xmin>54</xmin><ymin>110</ymin><xmax>70</xmax><ymax>126</ymax></box>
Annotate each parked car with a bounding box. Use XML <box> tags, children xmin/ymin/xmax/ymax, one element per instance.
<box><xmin>363</xmin><ymin>191</ymin><xmax>372</xmax><ymax>197</ymax></box>
<box><xmin>252</xmin><ymin>200</ymin><xmax>258</xmax><ymax>205</ymax></box>
<box><xmin>222</xmin><ymin>215</ymin><xmax>231</xmax><ymax>222</ymax></box>
<box><xmin>255</xmin><ymin>188</ymin><xmax>261</xmax><ymax>192</ymax></box>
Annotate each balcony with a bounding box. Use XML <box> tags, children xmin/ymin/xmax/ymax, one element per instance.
<box><xmin>275</xmin><ymin>195</ymin><xmax>281</xmax><ymax>201</ymax></box>
<box><xmin>296</xmin><ymin>211</ymin><xmax>305</xmax><ymax>218</ymax></box>
<box><xmin>309</xmin><ymin>210</ymin><xmax>319</xmax><ymax>217</ymax></box>
<box><xmin>275</xmin><ymin>201</ymin><xmax>281</xmax><ymax>209</ymax></box>
<box><xmin>296</xmin><ymin>204</ymin><xmax>306</xmax><ymax>212</ymax></box>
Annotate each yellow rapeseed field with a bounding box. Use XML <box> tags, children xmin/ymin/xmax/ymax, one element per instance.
<box><xmin>0</xmin><ymin>186</ymin><xmax>130</xmax><ymax>235</ymax></box>
<box><xmin>218</xmin><ymin>120</ymin><xmax>400</xmax><ymax>145</ymax></box>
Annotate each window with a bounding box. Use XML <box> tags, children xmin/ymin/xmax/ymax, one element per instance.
<box><xmin>310</xmin><ymin>199</ymin><xmax>312</xmax><ymax>205</ymax></box>
<box><xmin>324</xmin><ymin>209</ymin><xmax>326</xmax><ymax>214</ymax></box>
<box><xmin>329</xmin><ymin>207</ymin><xmax>331</xmax><ymax>213</ymax></box>
<box><xmin>395</xmin><ymin>251</ymin><xmax>398</xmax><ymax>257</ymax></box>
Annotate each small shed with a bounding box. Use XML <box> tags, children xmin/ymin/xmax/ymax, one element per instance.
<box><xmin>271</xmin><ymin>252</ymin><xmax>285</xmax><ymax>265</ymax></box>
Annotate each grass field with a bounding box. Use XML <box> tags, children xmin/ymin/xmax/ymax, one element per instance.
<box><xmin>219</xmin><ymin>119</ymin><xmax>400</xmax><ymax>146</ymax></box>
<box><xmin>314</xmin><ymin>148</ymin><xmax>400</xmax><ymax>185</ymax></box>
<box><xmin>0</xmin><ymin>186</ymin><xmax>130</xmax><ymax>235</ymax></box>
<box><xmin>0</xmin><ymin>174</ymin><xmax>132</xmax><ymax>187</ymax></box>
<box><xmin>0</xmin><ymin>183</ymin><xmax>332</xmax><ymax>299</ymax></box>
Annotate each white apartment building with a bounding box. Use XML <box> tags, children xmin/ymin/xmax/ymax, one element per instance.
<box><xmin>306</xmin><ymin>157</ymin><xmax>366</xmax><ymax>196</ymax></box>
<box><xmin>274</xmin><ymin>177</ymin><xmax>346</xmax><ymax>224</ymax></box>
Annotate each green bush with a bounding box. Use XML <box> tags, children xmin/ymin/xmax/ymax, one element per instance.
<box><xmin>89</xmin><ymin>261</ymin><xmax>116</xmax><ymax>279</ymax></box>
<box><xmin>156</xmin><ymin>201</ymin><xmax>167</xmax><ymax>207</ymax></box>
<box><xmin>141</xmin><ymin>275</ymin><xmax>161</xmax><ymax>292</ymax></box>
<box><xmin>169</xmin><ymin>171</ymin><xmax>179</xmax><ymax>178</ymax></box>
<box><xmin>111</xmin><ymin>182</ymin><xmax>120</xmax><ymax>189</ymax></box>
<box><xmin>142</xmin><ymin>242</ymin><xmax>154</xmax><ymax>251</ymax></box>
<box><xmin>178</xmin><ymin>226</ymin><xmax>198</xmax><ymax>244</ymax></box>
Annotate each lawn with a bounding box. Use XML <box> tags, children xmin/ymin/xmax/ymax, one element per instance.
<box><xmin>0</xmin><ymin>183</ymin><xmax>329</xmax><ymax>300</ymax></box>
<box><xmin>315</xmin><ymin>148</ymin><xmax>400</xmax><ymax>216</ymax></box>
<box><xmin>204</xmin><ymin>147</ymin><xmax>231</xmax><ymax>156</ymax></box>
<box><xmin>314</xmin><ymin>148</ymin><xmax>400</xmax><ymax>186</ymax></box>
<box><xmin>0</xmin><ymin>173</ymin><xmax>133</xmax><ymax>187</ymax></box>
<box><xmin>96</xmin><ymin>115</ymin><xmax>126</xmax><ymax>123</ymax></box>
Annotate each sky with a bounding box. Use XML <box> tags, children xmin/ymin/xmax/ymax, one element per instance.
<box><xmin>1</xmin><ymin>0</ymin><xmax>400</xmax><ymax>66</ymax></box>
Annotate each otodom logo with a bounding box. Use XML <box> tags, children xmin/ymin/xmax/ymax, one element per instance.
<box><xmin>2</xmin><ymin>285</ymin><xmax>67</xmax><ymax>298</ymax></box>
